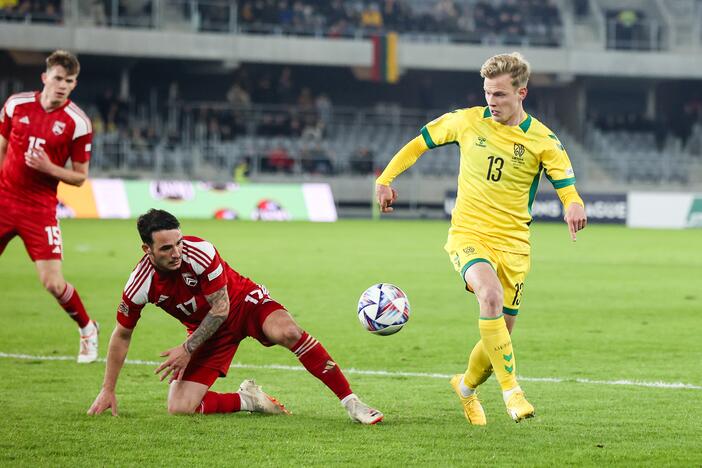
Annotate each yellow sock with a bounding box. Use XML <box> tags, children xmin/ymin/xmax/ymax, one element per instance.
<box><xmin>463</xmin><ymin>340</ymin><xmax>492</xmax><ymax>389</ymax></box>
<box><xmin>478</xmin><ymin>315</ymin><xmax>518</xmax><ymax>391</ymax></box>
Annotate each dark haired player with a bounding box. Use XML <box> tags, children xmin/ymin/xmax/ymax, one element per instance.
<box><xmin>0</xmin><ymin>50</ymin><xmax>98</xmax><ymax>363</ymax></box>
<box><xmin>88</xmin><ymin>209</ymin><xmax>383</xmax><ymax>423</ymax></box>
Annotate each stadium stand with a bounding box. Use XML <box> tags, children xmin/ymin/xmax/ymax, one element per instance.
<box><xmin>5</xmin><ymin>60</ymin><xmax>702</xmax><ymax>187</ymax></box>
<box><xmin>234</xmin><ymin>0</ymin><xmax>563</xmax><ymax>46</ymax></box>
<box><xmin>0</xmin><ymin>0</ymin><xmax>565</xmax><ymax>46</ymax></box>
<box><xmin>2</xmin><ymin>0</ymin><xmax>702</xmax><ymax>192</ymax></box>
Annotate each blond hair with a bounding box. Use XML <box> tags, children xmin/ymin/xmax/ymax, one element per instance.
<box><xmin>480</xmin><ymin>52</ymin><xmax>530</xmax><ymax>88</ymax></box>
<box><xmin>46</xmin><ymin>50</ymin><xmax>80</xmax><ymax>76</ymax></box>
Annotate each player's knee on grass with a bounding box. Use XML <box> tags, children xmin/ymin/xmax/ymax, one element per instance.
<box><xmin>167</xmin><ymin>398</ymin><xmax>199</xmax><ymax>415</ymax></box>
<box><xmin>167</xmin><ymin>380</ymin><xmax>210</xmax><ymax>415</ymax></box>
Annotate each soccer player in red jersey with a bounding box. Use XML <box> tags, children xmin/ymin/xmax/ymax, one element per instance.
<box><xmin>87</xmin><ymin>209</ymin><xmax>383</xmax><ymax>424</ymax></box>
<box><xmin>0</xmin><ymin>50</ymin><xmax>98</xmax><ymax>363</ymax></box>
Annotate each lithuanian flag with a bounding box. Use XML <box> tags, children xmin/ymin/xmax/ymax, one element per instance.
<box><xmin>371</xmin><ymin>32</ymin><xmax>399</xmax><ymax>83</ymax></box>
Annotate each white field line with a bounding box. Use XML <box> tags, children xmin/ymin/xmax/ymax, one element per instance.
<box><xmin>1</xmin><ymin>351</ymin><xmax>700</xmax><ymax>391</ymax></box>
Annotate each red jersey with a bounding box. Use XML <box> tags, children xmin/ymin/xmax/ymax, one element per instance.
<box><xmin>0</xmin><ymin>91</ymin><xmax>92</xmax><ymax>211</ymax></box>
<box><xmin>118</xmin><ymin>236</ymin><xmax>260</xmax><ymax>332</ymax></box>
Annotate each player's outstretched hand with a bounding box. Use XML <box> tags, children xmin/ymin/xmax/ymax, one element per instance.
<box><xmin>564</xmin><ymin>202</ymin><xmax>587</xmax><ymax>241</ymax></box>
<box><xmin>87</xmin><ymin>388</ymin><xmax>118</xmax><ymax>416</ymax></box>
<box><xmin>155</xmin><ymin>344</ymin><xmax>191</xmax><ymax>384</ymax></box>
<box><xmin>376</xmin><ymin>184</ymin><xmax>398</xmax><ymax>213</ymax></box>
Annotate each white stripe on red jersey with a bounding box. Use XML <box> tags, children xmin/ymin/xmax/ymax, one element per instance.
<box><xmin>182</xmin><ymin>250</ymin><xmax>208</xmax><ymax>273</ymax></box>
<box><xmin>207</xmin><ymin>263</ymin><xmax>223</xmax><ymax>281</ymax></box>
<box><xmin>125</xmin><ymin>265</ymin><xmax>150</xmax><ymax>299</ymax></box>
<box><xmin>64</xmin><ymin>103</ymin><xmax>91</xmax><ymax>139</ymax></box>
<box><xmin>124</xmin><ymin>257</ymin><xmax>155</xmax><ymax>305</ymax></box>
<box><xmin>183</xmin><ymin>239</ymin><xmax>215</xmax><ymax>260</ymax></box>
<box><xmin>182</xmin><ymin>239</ymin><xmax>215</xmax><ymax>275</ymax></box>
<box><xmin>4</xmin><ymin>93</ymin><xmax>37</xmax><ymax>118</ymax></box>
<box><xmin>124</xmin><ymin>259</ymin><xmax>151</xmax><ymax>298</ymax></box>
<box><xmin>124</xmin><ymin>257</ymin><xmax>150</xmax><ymax>294</ymax></box>
<box><xmin>67</xmin><ymin>102</ymin><xmax>92</xmax><ymax>131</ymax></box>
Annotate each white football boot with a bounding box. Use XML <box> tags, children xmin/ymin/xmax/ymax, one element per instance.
<box><xmin>238</xmin><ymin>379</ymin><xmax>290</xmax><ymax>415</ymax></box>
<box><xmin>343</xmin><ymin>395</ymin><xmax>384</xmax><ymax>425</ymax></box>
<box><xmin>77</xmin><ymin>320</ymin><xmax>99</xmax><ymax>363</ymax></box>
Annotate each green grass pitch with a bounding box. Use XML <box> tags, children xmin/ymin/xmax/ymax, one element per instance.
<box><xmin>0</xmin><ymin>219</ymin><xmax>700</xmax><ymax>466</ymax></box>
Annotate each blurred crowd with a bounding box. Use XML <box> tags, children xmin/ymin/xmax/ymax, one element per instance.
<box><xmin>0</xmin><ymin>0</ymin><xmax>564</xmax><ymax>46</ymax></box>
<box><xmin>88</xmin><ymin>66</ymin><xmax>352</xmax><ymax>176</ymax></box>
<box><xmin>237</xmin><ymin>0</ymin><xmax>562</xmax><ymax>46</ymax></box>
<box><xmin>0</xmin><ymin>0</ymin><xmax>61</xmax><ymax>22</ymax></box>
<box><xmin>94</xmin><ymin>67</ymin><xmax>331</xmax><ymax>142</ymax></box>
<box><xmin>79</xmin><ymin>57</ymin><xmax>702</xmax><ymax>178</ymax></box>
<box><xmin>238</xmin><ymin>0</ymin><xmax>456</xmax><ymax>37</ymax></box>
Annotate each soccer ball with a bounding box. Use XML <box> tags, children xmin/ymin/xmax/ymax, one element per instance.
<box><xmin>357</xmin><ymin>283</ymin><xmax>410</xmax><ymax>335</ymax></box>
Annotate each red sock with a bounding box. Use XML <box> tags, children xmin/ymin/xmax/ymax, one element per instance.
<box><xmin>198</xmin><ymin>391</ymin><xmax>242</xmax><ymax>414</ymax></box>
<box><xmin>292</xmin><ymin>332</ymin><xmax>352</xmax><ymax>400</ymax></box>
<box><xmin>57</xmin><ymin>283</ymin><xmax>90</xmax><ymax>328</ymax></box>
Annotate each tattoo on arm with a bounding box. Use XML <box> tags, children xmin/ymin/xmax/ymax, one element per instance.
<box><xmin>185</xmin><ymin>286</ymin><xmax>229</xmax><ymax>354</ymax></box>
<box><xmin>117</xmin><ymin>300</ymin><xmax>129</xmax><ymax>317</ymax></box>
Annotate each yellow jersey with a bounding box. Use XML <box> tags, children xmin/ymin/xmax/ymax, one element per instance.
<box><xmin>422</xmin><ymin>106</ymin><xmax>576</xmax><ymax>254</ymax></box>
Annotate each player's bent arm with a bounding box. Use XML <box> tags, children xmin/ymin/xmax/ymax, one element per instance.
<box><xmin>376</xmin><ymin>135</ymin><xmax>429</xmax><ymax>186</ymax></box>
<box><xmin>25</xmin><ymin>147</ymin><xmax>89</xmax><ymax>186</ymax></box>
<box><xmin>87</xmin><ymin>322</ymin><xmax>133</xmax><ymax>416</ymax></box>
<box><xmin>50</xmin><ymin>160</ymin><xmax>89</xmax><ymax>187</ymax></box>
<box><xmin>184</xmin><ymin>285</ymin><xmax>229</xmax><ymax>354</ymax></box>
<box><xmin>102</xmin><ymin>323</ymin><xmax>134</xmax><ymax>391</ymax></box>
<box><xmin>375</xmin><ymin>136</ymin><xmax>428</xmax><ymax>212</ymax></box>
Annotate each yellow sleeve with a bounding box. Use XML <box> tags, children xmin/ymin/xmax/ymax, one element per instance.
<box><xmin>420</xmin><ymin>110</ymin><xmax>462</xmax><ymax>149</ymax></box>
<box><xmin>555</xmin><ymin>185</ymin><xmax>584</xmax><ymax>209</ymax></box>
<box><xmin>376</xmin><ymin>135</ymin><xmax>428</xmax><ymax>186</ymax></box>
<box><xmin>377</xmin><ymin>110</ymin><xmax>463</xmax><ymax>186</ymax></box>
<box><xmin>541</xmin><ymin>133</ymin><xmax>577</xmax><ymax>190</ymax></box>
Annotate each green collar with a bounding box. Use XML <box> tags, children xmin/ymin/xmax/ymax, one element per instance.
<box><xmin>483</xmin><ymin>107</ymin><xmax>532</xmax><ymax>133</ymax></box>
<box><xmin>519</xmin><ymin>114</ymin><xmax>532</xmax><ymax>133</ymax></box>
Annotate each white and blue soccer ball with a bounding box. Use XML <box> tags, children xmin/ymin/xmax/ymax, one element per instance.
<box><xmin>357</xmin><ymin>283</ymin><xmax>410</xmax><ymax>336</ymax></box>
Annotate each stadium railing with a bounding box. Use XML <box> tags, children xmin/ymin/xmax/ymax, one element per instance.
<box><xmin>80</xmin><ymin>100</ymin><xmax>702</xmax><ymax>189</ymax></box>
<box><xmin>604</xmin><ymin>16</ymin><xmax>663</xmax><ymax>51</ymax></box>
<box><xmin>87</xmin><ymin>102</ymin><xmax>444</xmax><ymax>177</ymax></box>
<box><xmin>661</xmin><ymin>0</ymin><xmax>702</xmax><ymax>50</ymax></box>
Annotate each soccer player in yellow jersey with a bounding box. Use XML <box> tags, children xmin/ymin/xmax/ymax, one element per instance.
<box><xmin>376</xmin><ymin>52</ymin><xmax>587</xmax><ymax>425</ymax></box>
